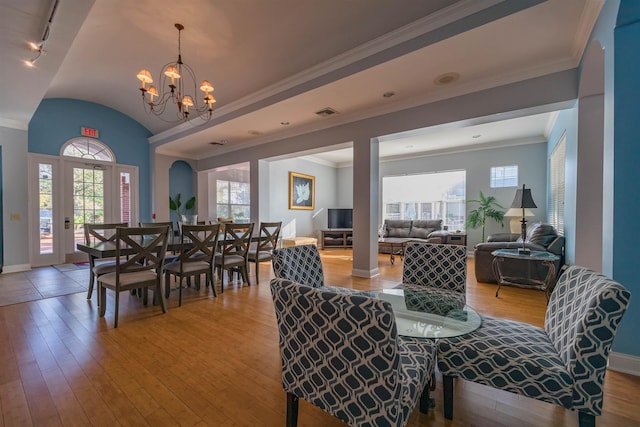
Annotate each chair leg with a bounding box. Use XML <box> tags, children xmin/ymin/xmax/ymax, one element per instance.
<box><xmin>87</xmin><ymin>270</ymin><xmax>95</xmax><ymax>299</ymax></box>
<box><xmin>286</xmin><ymin>393</ymin><xmax>298</xmax><ymax>427</ymax></box>
<box><xmin>99</xmin><ymin>284</ymin><xmax>107</xmax><ymax>317</ymax></box>
<box><xmin>209</xmin><ymin>271</ymin><xmax>217</xmax><ymax>297</ymax></box>
<box><xmin>419</xmin><ymin>385</ymin><xmax>431</xmax><ymax>413</ymax></box>
<box><xmin>178</xmin><ymin>275</ymin><xmax>184</xmax><ymax>306</ymax></box>
<box><xmin>164</xmin><ymin>272</ymin><xmax>171</xmax><ymax>299</ymax></box>
<box><xmin>255</xmin><ymin>260</ymin><xmax>259</xmax><ymax>283</ymax></box>
<box><xmin>578</xmin><ymin>412</ymin><xmax>596</xmax><ymax>427</ymax></box>
<box><xmin>443</xmin><ymin>375</ymin><xmax>454</xmax><ymax>420</ymax></box>
<box><xmin>157</xmin><ymin>282</ymin><xmax>167</xmax><ymax>313</ymax></box>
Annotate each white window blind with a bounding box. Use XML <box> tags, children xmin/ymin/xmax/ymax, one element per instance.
<box><xmin>548</xmin><ymin>135</ymin><xmax>566</xmax><ymax>234</ymax></box>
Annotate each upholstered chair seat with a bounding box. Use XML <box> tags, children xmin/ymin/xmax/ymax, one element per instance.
<box><xmin>437</xmin><ymin>265</ymin><xmax>631</xmax><ymax>427</ymax></box>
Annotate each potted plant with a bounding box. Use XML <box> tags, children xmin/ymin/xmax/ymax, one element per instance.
<box><xmin>169</xmin><ymin>193</ymin><xmax>197</xmax><ymax>225</ymax></box>
<box><xmin>466</xmin><ymin>191</ymin><xmax>505</xmax><ymax>242</ymax></box>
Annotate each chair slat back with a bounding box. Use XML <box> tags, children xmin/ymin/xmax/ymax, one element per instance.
<box><xmin>115</xmin><ymin>226</ymin><xmax>170</xmax><ymax>276</ymax></box>
<box><xmin>402</xmin><ymin>243</ymin><xmax>467</xmax><ymax>294</ymax></box>
<box><xmin>257</xmin><ymin>221</ymin><xmax>282</xmax><ymax>252</ymax></box>
<box><xmin>179</xmin><ymin>224</ymin><xmax>220</xmax><ymax>264</ymax></box>
<box><xmin>272</xmin><ymin>245</ymin><xmax>324</xmax><ymax>288</ymax></box>
<box><xmin>84</xmin><ymin>223</ymin><xmax>128</xmax><ymax>245</ymax></box>
<box><xmin>221</xmin><ymin>223</ymin><xmax>254</xmax><ymax>257</ymax></box>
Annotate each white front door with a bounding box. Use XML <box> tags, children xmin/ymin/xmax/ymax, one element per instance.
<box><xmin>30</xmin><ymin>155</ymin><xmax>139</xmax><ymax>266</ymax></box>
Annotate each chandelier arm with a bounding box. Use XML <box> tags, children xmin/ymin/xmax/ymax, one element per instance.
<box><xmin>136</xmin><ymin>23</ymin><xmax>215</xmax><ymax>125</ymax></box>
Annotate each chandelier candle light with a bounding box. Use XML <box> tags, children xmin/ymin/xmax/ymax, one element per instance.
<box><xmin>137</xmin><ymin>23</ymin><xmax>216</xmax><ymax>123</ymax></box>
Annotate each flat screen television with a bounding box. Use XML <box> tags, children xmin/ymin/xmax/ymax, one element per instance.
<box><xmin>328</xmin><ymin>208</ymin><xmax>353</xmax><ymax>229</ymax></box>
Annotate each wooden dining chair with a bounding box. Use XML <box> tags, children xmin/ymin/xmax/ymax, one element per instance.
<box><xmin>97</xmin><ymin>225</ymin><xmax>170</xmax><ymax>328</ymax></box>
<box><xmin>84</xmin><ymin>222</ymin><xmax>128</xmax><ymax>301</ymax></box>
<box><xmin>247</xmin><ymin>221</ymin><xmax>282</xmax><ymax>284</ymax></box>
<box><xmin>163</xmin><ymin>223</ymin><xmax>220</xmax><ymax>306</ymax></box>
<box><xmin>214</xmin><ymin>223</ymin><xmax>254</xmax><ymax>292</ymax></box>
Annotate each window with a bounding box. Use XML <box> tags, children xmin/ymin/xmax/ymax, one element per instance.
<box><xmin>62</xmin><ymin>138</ymin><xmax>114</xmax><ymax>162</ymax></box>
<box><xmin>548</xmin><ymin>135</ymin><xmax>565</xmax><ymax>234</ymax></box>
<box><xmin>490</xmin><ymin>165</ymin><xmax>518</xmax><ymax>188</ymax></box>
<box><xmin>382</xmin><ymin>170</ymin><xmax>466</xmax><ymax>230</ymax></box>
<box><xmin>217</xmin><ymin>180</ymin><xmax>250</xmax><ymax>223</ymax></box>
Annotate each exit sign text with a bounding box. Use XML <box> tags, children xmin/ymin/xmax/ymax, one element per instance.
<box><xmin>81</xmin><ymin>127</ymin><xmax>99</xmax><ymax>138</ymax></box>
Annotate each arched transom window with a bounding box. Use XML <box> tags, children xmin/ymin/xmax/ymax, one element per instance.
<box><xmin>62</xmin><ymin>138</ymin><xmax>115</xmax><ymax>162</ymax></box>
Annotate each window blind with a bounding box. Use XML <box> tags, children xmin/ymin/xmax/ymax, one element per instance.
<box><xmin>548</xmin><ymin>136</ymin><xmax>565</xmax><ymax>235</ymax></box>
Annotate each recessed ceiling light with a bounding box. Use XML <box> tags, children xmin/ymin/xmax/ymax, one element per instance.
<box><xmin>434</xmin><ymin>72</ymin><xmax>460</xmax><ymax>85</ymax></box>
<box><xmin>383</xmin><ymin>91</ymin><xmax>395</xmax><ymax>98</ymax></box>
<box><xmin>405</xmin><ymin>145</ymin><xmax>414</xmax><ymax>149</ymax></box>
<box><xmin>248</xmin><ymin>130</ymin><xmax>263</xmax><ymax>136</ymax></box>
<box><xmin>280</xmin><ymin>121</ymin><xmax>290</xmax><ymax>126</ymax></box>
<box><xmin>472</xmin><ymin>134</ymin><xmax>481</xmax><ymax>139</ymax></box>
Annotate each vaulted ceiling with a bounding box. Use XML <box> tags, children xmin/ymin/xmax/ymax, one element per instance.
<box><xmin>1</xmin><ymin>0</ymin><xmax>602</xmax><ymax>162</ymax></box>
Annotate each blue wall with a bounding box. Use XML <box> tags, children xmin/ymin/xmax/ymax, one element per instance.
<box><xmin>168</xmin><ymin>160</ymin><xmax>195</xmax><ymax>224</ymax></box>
<box><xmin>611</xmin><ymin>1</ymin><xmax>640</xmax><ymax>356</ymax></box>
<box><xmin>28</xmin><ymin>98</ymin><xmax>153</xmax><ymax>221</ymax></box>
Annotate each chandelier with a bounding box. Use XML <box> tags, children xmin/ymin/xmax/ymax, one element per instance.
<box><xmin>136</xmin><ymin>23</ymin><xmax>216</xmax><ymax>123</ymax></box>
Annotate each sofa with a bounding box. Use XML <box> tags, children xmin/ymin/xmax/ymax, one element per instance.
<box><xmin>474</xmin><ymin>222</ymin><xmax>564</xmax><ymax>284</ymax></box>
<box><xmin>378</xmin><ymin>219</ymin><xmax>447</xmax><ymax>254</ymax></box>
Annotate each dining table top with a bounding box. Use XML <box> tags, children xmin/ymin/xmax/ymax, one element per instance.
<box><xmin>360</xmin><ymin>287</ymin><xmax>482</xmax><ymax>339</ymax></box>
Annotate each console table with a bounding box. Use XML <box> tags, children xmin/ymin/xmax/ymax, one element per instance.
<box><xmin>321</xmin><ymin>229</ymin><xmax>352</xmax><ymax>249</ymax></box>
<box><xmin>491</xmin><ymin>248</ymin><xmax>560</xmax><ymax>301</ymax></box>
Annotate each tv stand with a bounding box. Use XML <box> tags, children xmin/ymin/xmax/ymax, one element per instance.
<box><xmin>321</xmin><ymin>229</ymin><xmax>353</xmax><ymax>249</ymax></box>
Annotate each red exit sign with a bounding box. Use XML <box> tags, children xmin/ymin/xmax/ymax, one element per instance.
<box><xmin>81</xmin><ymin>127</ymin><xmax>99</xmax><ymax>138</ymax></box>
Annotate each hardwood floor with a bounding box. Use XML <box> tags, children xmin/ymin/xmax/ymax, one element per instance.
<box><xmin>0</xmin><ymin>250</ymin><xmax>638</xmax><ymax>426</ymax></box>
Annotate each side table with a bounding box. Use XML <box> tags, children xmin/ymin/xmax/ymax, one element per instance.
<box><xmin>491</xmin><ymin>248</ymin><xmax>560</xmax><ymax>301</ymax></box>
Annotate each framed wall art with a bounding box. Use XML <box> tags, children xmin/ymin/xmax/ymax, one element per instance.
<box><xmin>289</xmin><ymin>171</ymin><xmax>315</xmax><ymax>210</ymax></box>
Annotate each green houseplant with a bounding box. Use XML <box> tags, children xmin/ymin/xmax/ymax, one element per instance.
<box><xmin>169</xmin><ymin>193</ymin><xmax>196</xmax><ymax>223</ymax></box>
<box><xmin>466</xmin><ymin>191</ymin><xmax>505</xmax><ymax>242</ymax></box>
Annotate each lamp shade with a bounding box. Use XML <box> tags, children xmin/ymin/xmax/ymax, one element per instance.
<box><xmin>511</xmin><ymin>184</ymin><xmax>537</xmax><ymax>209</ymax></box>
<box><xmin>505</xmin><ymin>208</ymin><xmax>534</xmax><ymax>217</ymax></box>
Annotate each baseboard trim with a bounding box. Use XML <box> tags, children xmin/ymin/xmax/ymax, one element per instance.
<box><xmin>352</xmin><ymin>268</ymin><xmax>380</xmax><ymax>278</ymax></box>
<box><xmin>1</xmin><ymin>264</ymin><xmax>32</xmax><ymax>274</ymax></box>
<box><xmin>608</xmin><ymin>351</ymin><xmax>640</xmax><ymax>376</ymax></box>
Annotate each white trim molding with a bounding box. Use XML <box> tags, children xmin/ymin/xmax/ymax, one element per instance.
<box><xmin>1</xmin><ymin>264</ymin><xmax>32</xmax><ymax>274</ymax></box>
<box><xmin>608</xmin><ymin>351</ymin><xmax>640</xmax><ymax>377</ymax></box>
<box><xmin>352</xmin><ymin>268</ymin><xmax>380</xmax><ymax>279</ymax></box>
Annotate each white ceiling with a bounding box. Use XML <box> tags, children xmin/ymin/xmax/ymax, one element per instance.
<box><xmin>1</xmin><ymin>0</ymin><xmax>602</xmax><ymax>164</ymax></box>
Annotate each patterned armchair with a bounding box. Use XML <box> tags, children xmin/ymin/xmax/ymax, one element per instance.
<box><xmin>272</xmin><ymin>244</ymin><xmax>359</xmax><ymax>294</ymax></box>
<box><xmin>398</xmin><ymin>243</ymin><xmax>467</xmax><ymax>309</ymax></box>
<box><xmin>437</xmin><ymin>265</ymin><xmax>631</xmax><ymax>427</ymax></box>
<box><xmin>270</xmin><ymin>278</ymin><xmax>436</xmax><ymax>427</ymax></box>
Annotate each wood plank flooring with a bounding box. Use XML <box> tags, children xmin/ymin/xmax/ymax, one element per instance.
<box><xmin>0</xmin><ymin>250</ymin><xmax>638</xmax><ymax>426</ymax></box>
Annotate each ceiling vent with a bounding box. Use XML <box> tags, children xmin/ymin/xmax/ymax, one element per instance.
<box><xmin>315</xmin><ymin>107</ymin><xmax>339</xmax><ymax>117</ymax></box>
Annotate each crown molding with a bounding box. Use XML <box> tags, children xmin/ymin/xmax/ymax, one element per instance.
<box><xmin>0</xmin><ymin>117</ymin><xmax>29</xmax><ymax>130</ymax></box>
<box><xmin>150</xmin><ymin>0</ymin><xmax>505</xmax><ymax>145</ymax></box>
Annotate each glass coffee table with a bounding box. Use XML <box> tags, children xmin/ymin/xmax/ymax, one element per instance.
<box><xmin>362</xmin><ymin>287</ymin><xmax>482</xmax><ymax>339</ymax></box>
<box><xmin>491</xmin><ymin>248</ymin><xmax>560</xmax><ymax>301</ymax></box>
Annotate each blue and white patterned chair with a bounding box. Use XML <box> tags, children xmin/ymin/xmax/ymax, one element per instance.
<box><xmin>398</xmin><ymin>242</ymin><xmax>467</xmax><ymax>309</ymax></box>
<box><xmin>272</xmin><ymin>244</ymin><xmax>359</xmax><ymax>294</ymax></box>
<box><xmin>270</xmin><ymin>278</ymin><xmax>436</xmax><ymax>427</ymax></box>
<box><xmin>437</xmin><ymin>265</ymin><xmax>631</xmax><ymax>427</ymax></box>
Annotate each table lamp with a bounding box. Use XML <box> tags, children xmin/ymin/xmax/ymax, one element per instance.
<box><xmin>504</xmin><ymin>208</ymin><xmax>535</xmax><ymax>234</ymax></box>
<box><xmin>510</xmin><ymin>184</ymin><xmax>537</xmax><ymax>255</ymax></box>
